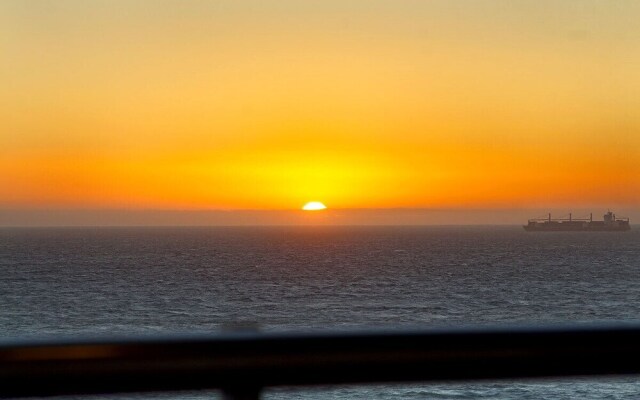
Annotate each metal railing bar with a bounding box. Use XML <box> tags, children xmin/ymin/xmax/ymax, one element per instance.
<box><xmin>1</xmin><ymin>324</ymin><xmax>640</xmax><ymax>398</ymax></box>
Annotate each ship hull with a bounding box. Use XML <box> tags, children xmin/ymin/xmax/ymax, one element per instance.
<box><xmin>523</xmin><ymin>224</ymin><xmax>631</xmax><ymax>232</ymax></box>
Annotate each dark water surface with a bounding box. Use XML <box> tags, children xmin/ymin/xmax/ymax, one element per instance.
<box><xmin>1</xmin><ymin>226</ymin><xmax>639</xmax><ymax>399</ymax></box>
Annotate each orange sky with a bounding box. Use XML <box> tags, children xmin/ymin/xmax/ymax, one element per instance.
<box><xmin>1</xmin><ymin>1</ymin><xmax>639</xmax><ymax>213</ymax></box>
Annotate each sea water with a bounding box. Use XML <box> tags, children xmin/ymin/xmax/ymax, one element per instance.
<box><xmin>1</xmin><ymin>226</ymin><xmax>639</xmax><ymax>399</ymax></box>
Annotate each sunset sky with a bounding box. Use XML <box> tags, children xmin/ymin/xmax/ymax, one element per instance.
<box><xmin>1</xmin><ymin>1</ymin><xmax>639</xmax><ymax>223</ymax></box>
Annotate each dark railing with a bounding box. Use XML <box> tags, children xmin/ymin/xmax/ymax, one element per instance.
<box><xmin>2</xmin><ymin>324</ymin><xmax>640</xmax><ymax>399</ymax></box>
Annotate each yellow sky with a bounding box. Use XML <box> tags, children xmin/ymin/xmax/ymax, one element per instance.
<box><xmin>1</xmin><ymin>1</ymin><xmax>639</xmax><ymax>211</ymax></box>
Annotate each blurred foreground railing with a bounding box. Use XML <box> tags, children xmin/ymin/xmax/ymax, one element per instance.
<box><xmin>2</xmin><ymin>324</ymin><xmax>640</xmax><ymax>399</ymax></box>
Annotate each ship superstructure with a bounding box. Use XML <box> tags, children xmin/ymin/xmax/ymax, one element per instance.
<box><xmin>524</xmin><ymin>211</ymin><xmax>630</xmax><ymax>231</ymax></box>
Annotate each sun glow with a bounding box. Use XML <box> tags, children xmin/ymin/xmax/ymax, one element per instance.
<box><xmin>302</xmin><ymin>202</ymin><xmax>327</xmax><ymax>211</ymax></box>
<box><xmin>1</xmin><ymin>2</ymin><xmax>639</xmax><ymax>214</ymax></box>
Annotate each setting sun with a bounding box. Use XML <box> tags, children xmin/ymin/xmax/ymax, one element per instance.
<box><xmin>302</xmin><ymin>202</ymin><xmax>327</xmax><ymax>211</ymax></box>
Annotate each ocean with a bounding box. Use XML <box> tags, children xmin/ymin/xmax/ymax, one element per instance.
<box><xmin>1</xmin><ymin>226</ymin><xmax>639</xmax><ymax>399</ymax></box>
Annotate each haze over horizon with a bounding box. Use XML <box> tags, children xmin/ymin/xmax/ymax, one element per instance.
<box><xmin>1</xmin><ymin>1</ymin><xmax>639</xmax><ymax>223</ymax></box>
<box><xmin>2</xmin><ymin>207</ymin><xmax>639</xmax><ymax>227</ymax></box>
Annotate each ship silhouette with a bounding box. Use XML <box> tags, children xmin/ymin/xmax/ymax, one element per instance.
<box><xmin>524</xmin><ymin>211</ymin><xmax>630</xmax><ymax>231</ymax></box>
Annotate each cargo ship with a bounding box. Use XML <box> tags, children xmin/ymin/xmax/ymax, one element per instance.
<box><xmin>524</xmin><ymin>211</ymin><xmax>630</xmax><ymax>231</ymax></box>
